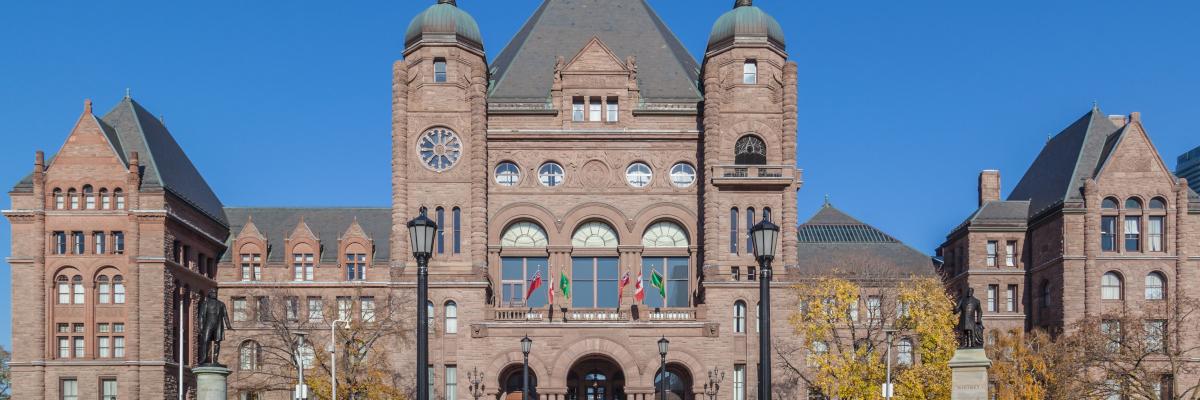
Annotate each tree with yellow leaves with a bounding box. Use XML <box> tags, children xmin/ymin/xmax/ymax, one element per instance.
<box><xmin>778</xmin><ymin>273</ymin><xmax>956</xmax><ymax>400</ymax></box>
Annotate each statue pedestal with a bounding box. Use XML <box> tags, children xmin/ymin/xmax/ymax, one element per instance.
<box><xmin>194</xmin><ymin>365</ymin><xmax>232</xmax><ymax>400</ymax></box>
<box><xmin>948</xmin><ymin>348</ymin><xmax>991</xmax><ymax>400</ymax></box>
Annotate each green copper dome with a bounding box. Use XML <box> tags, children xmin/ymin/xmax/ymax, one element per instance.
<box><xmin>405</xmin><ymin>0</ymin><xmax>483</xmax><ymax>50</ymax></box>
<box><xmin>707</xmin><ymin>0</ymin><xmax>785</xmax><ymax>50</ymax></box>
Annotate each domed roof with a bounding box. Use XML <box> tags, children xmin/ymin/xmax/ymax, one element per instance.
<box><xmin>405</xmin><ymin>0</ymin><xmax>483</xmax><ymax>50</ymax></box>
<box><xmin>707</xmin><ymin>0</ymin><xmax>785</xmax><ymax>50</ymax></box>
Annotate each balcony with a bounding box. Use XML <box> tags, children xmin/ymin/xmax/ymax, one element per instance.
<box><xmin>489</xmin><ymin>307</ymin><xmax>697</xmax><ymax>322</ymax></box>
<box><xmin>711</xmin><ymin>164</ymin><xmax>800</xmax><ymax>187</ymax></box>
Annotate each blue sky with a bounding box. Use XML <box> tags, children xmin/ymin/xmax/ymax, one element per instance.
<box><xmin>1</xmin><ymin>0</ymin><xmax>1198</xmax><ymax>349</ymax></box>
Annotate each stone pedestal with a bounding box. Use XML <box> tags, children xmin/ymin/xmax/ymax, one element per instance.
<box><xmin>948</xmin><ymin>348</ymin><xmax>991</xmax><ymax>400</ymax></box>
<box><xmin>194</xmin><ymin>365</ymin><xmax>232</xmax><ymax>400</ymax></box>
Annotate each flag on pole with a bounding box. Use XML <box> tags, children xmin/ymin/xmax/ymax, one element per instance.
<box><xmin>634</xmin><ymin>272</ymin><xmax>645</xmax><ymax>303</ymax></box>
<box><xmin>650</xmin><ymin>269</ymin><xmax>666</xmax><ymax>298</ymax></box>
<box><xmin>525</xmin><ymin>270</ymin><xmax>543</xmax><ymax>302</ymax></box>
<box><xmin>559</xmin><ymin>271</ymin><xmax>571</xmax><ymax>299</ymax></box>
<box><xmin>617</xmin><ymin>271</ymin><xmax>631</xmax><ymax>306</ymax></box>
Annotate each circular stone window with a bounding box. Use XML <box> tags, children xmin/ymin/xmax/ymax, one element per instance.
<box><xmin>417</xmin><ymin>127</ymin><xmax>462</xmax><ymax>172</ymax></box>
<box><xmin>626</xmin><ymin>162</ymin><xmax>652</xmax><ymax>188</ymax></box>
<box><xmin>669</xmin><ymin>163</ymin><xmax>696</xmax><ymax>188</ymax></box>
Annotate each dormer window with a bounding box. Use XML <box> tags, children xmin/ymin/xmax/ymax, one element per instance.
<box><xmin>53</xmin><ymin>189</ymin><xmax>64</xmax><ymax>210</ymax></box>
<box><xmin>572</xmin><ymin>97</ymin><xmax>585</xmax><ymax>122</ymax></box>
<box><xmin>743</xmin><ymin>61</ymin><xmax>757</xmax><ymax>84</ymax></box>
<box><xmin>434</xmin><ymin>58</ymin><xmax>447</xmax><ymax>83</ymax></box>
<box><xmin>83</xmin><ymin>185</ymin><xmax>95</xmax><ymax>210</ymax></box>
<box><xmin>114</xmin><ymin>189</ymin><xmax>125</xmax><ymax>210</ymax></box>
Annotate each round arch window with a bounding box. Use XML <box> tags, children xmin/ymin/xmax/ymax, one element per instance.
<box><xmin>669</xmin><ymin>163</ymin><xmax>696</xmax><ymax>188</ymax></box>
<box><xmin>417</xmin><ymin>127</ymin><xmax>462</xmax><ymax>172</ymax></box>
<box><xmin>495</xmin><ymin>162</ymin><xmax>520</xmax><ymax>186</ymax></box>
<box><xmin>539</xmin><ymin>162</ymin><xmax>565</xmax><ymax>187</ymax></box>
<box><xmin>734</xmin><ymin>135</ymin><xmax>767</xmax><ymax>165</ymax></box>
<box><xmin>626</xmin><ymin>162</ymin><xmax>652</xmax><ymax>188</ymax></box>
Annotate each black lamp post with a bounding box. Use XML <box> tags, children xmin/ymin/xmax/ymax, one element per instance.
<box><xmin>658</xmin><ymin>336</ymin><xmax>670</xmax><ymax>400</ymax></box>
<box><xmin>750</xmin><ymin>217</ymin><xmax>779</xmax><ymax>400</ymax></box>
<box><xmin>521</xmin><ymin>336</ymin><xmax>533</xmax><ymax>400</ymax></box>
<box><xmin>408</xmin><ymin>213</ymin><xmax>438</xmax><ymax>400</ymax></box>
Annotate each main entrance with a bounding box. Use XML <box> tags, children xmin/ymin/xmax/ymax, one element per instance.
<box><xmin>567</xmin><ymin>356</ymin><xmax>626</xmax><ymax>400</ymax></box>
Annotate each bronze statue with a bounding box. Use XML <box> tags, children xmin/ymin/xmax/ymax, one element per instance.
<box><xmin>955</xmin><ymin>287</ymin><xmax>984</xmax><ymax>349</ymax></box>
<box><xmin>197</xmin><ymin>289</ymin><xmax>233</xmax><ymax>366</ymax></box>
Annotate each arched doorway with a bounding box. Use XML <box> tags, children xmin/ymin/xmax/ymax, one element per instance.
<box><xmin>653</xmin><ymin>363</ymin><xmax>693</xmax><ymax>400</ymax></box>
<box><xmin>498</xmin><ymin>364</ymin><xmax>538</xmax><ymax>400</ymax></box>
<box><xmin>567</xmin><ymin>356</ymin><xmax>626</xmax><ymax>400</ymax></box>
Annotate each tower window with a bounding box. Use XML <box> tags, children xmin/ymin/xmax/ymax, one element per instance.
<box><xmin>434</xmin><ymin>58</ymin><xmax>447</xmax><ymax>83</ymax></box>
<box><xmin>734</xmin><ymin>135</ymin><xmax>767</xmax><ymax>165</ymax></box>
<box><xmin>743</xmin><ymin>61</ymin><xmax>757</xmax><ymax>84</ymax></box>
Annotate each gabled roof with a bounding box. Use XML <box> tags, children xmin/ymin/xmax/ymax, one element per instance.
<box><xmin>488</xmin><ymin>0</ymin><xmax>702</xmax><ymax>104</ymax></box>
<box><xmin>793</xmin><ymin>204</ymin><xmax>936</xmax><ymax>278</ymax></box>
<box><xmin>12</xmin><ymin>97</ymin><xmax>226</xmax><ymax>225</ymax></box>
<box><xmin>1007</xmin><ymin>107</ymin><xmax>1123</xmax><ymax>217</ymax></box>
<box><xmin>224</xmin><ymin>207</ymin><xmax>391</xmax><ymax>263</ymax></box>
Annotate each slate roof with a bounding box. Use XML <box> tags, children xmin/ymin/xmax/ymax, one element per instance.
<box><xmin>223</xmin><ymin>207</ymin><xmax>391</xmax><ymax>263</ymax></box>
<box><xmin>793</xmin><ymin>204</ymin><xmax>936</xmax><ymax>278</ymax></box>
<box><xmin>13</xmin><ymin>97</ymin><xmax>227</xmax><ymax>225</ymax></box>
<box><xmin>488</xmin><ymin>0</ymin><xmax>702</xmax><ymax>104</ymax></box>
<box><xmin>1007</xmin><ymin>107</ymin><xmax>1123</xmax><ymax>218</ymax></box>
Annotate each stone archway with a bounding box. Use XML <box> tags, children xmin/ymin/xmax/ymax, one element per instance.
<box><xmin>567</xmin><ymin>355</ymin><xmax>626</xmax><ymax>400</ymax></box>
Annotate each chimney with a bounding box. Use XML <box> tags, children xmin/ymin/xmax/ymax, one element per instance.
<box><xmin>979</xmin><ymin>170</ymin><xmax>1001</xmax><ymax>207</ymax></box>
<box><xmin>35</xmin><ymin>150</ymin><xmax>44</xmax><ymax>170</ymax></box>
<box><xmin>1129</xmin><ymin>112</ymin><xmax>1141</xmax><ymax>123</ymax></box>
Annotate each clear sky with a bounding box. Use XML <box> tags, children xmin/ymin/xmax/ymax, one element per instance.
<box><xmin>1</xmin><ymin>0</ymin><xmax>1198</xmax><ymax>349</ymax></box>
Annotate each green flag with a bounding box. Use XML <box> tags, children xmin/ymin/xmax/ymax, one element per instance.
<box><xmin>650</xmin><ymin>269</ymin><xmax>665</xmax><ymax>298</ymax></box>
<box><xmin>559</xmin><ymin>271</ymin><xmax>571</xmax><ymax>299</ymax></box>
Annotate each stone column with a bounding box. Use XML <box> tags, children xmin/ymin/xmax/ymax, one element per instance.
<box><xmin>193</xmin><ymin>365</ymin><xmax>231</xmax><ymax>400</ymax></box>
<box><xmin>948</xmin><ymin>348</ymin><xmax>991</xmax><ymax>400</ymax></box>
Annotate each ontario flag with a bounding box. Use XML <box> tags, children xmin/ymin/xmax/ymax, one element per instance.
<box><xmin>617</xmin><ymin>271</ymin><xmax>631</xmax><ymax>307</ymax></box>
<box><xmin>525</xmin><ymin>270</ymin><xmax>543</xmax><ymax>303</ymax></box>
<box><xmin>634</xmin><ymin>271</ymin><xmax>645</xmax><ymax>303</ymax></box>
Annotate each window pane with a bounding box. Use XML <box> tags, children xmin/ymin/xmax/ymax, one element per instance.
<box><xmin>526</xmin><ymin>258</ymin><xmax>549</xmax><ymax>307</ymax></box>
<box><xmin>667</xmin><ymin>257</ymin><xmax>689</xmax><ymax>307</ymax></box>
<box><xmin>572</xmin><ymin>257</ymin><xmax>595</xmax><ymax>308</ymax></box>
<box><xmin>641</xmin><ymin>258</ymin><xmax>665</xmax><ymax>307</ymax></box>
<box><xmin>595</xmin><ymin>257</ymin><xmax>618</xmax><ymax>308</ymax></box>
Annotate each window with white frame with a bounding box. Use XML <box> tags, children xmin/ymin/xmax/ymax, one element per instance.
<box><xmin>285</xmin><ymin>297</ymin><xmax>299</xmax><ymax>321</ymax></box>
<box><xmin>293</xmin><ymin>253</ymin><xmax>314</xmax><ymax>281</ymax></box>
<box><xmin>986</xmin><ymin>241</ymin><xmax>997</xmax><ymax>266</ymax></box>
<box><xmin>93</xmin><ymin>232</ymin><xmax>105</xmax><ymax>254</ymax></box>
<box><xmin>113</xmin><ymin>232</ymin><xmax>124</xmax><ymax>254</ymax></box>
<box><xmin>101</xmin><ymin>378</ymin><xmax>117</xmax><ymax>400</ymax></box>
<box><xmin>361</xmin><ymin>297</ymin><xmax>375</xmax><ymax>322</ymax></box>
<box><xmin>669</xmin><ymin>163</ymin><xmax>696</xmax><ymax>188</ymax></box>
<box><xmin>241</xmin><ymin>253</ymin><xmax>262</xmax><ymax>281</ymax></box>
<box><xmin>72</xmin><ymin>275</ymin><xmax>84</xmax><ymax>304</ymax></box>
<box><xmin>1101</xmin><ymin>272</ymin><xmax>1123</xmax><ymax>300</ymax></box>
<box><xmin>733</xmin><ymin>301</ymin><xmax>747</xmax><ymax>333</ymax></box>
<box><xmin>112</xmin><ymin>276</ymin><xmax>125</xmax><ymax>304</ymax></box>
<box><xmin>589</xmin><ymin>98</ymin><xmax>601</xmax><ymax>121</ymax></box>
<box><xmin>1006</xmin><ymin>285</ymin><xmax>1017</xmax><ymax>312</ymax></box>
<box><xmin>625</xmin><ymin>162</ymin><xmax>652</xmax><ymax>188</ymax></box>
<box><xmin>1148</xmin><ymin>216</ymin><xmax>1165</xmax><ymax>252</ymax></box>
<box><xmin>1005</xmin><ymin>241</ymin><xmax>1016</xmax><ymax>266</ymax></box>
<box><xmin>233</xmin><ymin>297</ymin><xmax>248</xmax><ymax>322</ymax></box>
<box><xmin>445</xmin><ymin>301</ymin><xmax>458</xmax><ymax>334</ymax></box>
<box><xmin>897</xmin><ymin>338</ymin><xmax>914</xmax><ymax>366</ymax></box>
<box><xmin>606</xmin><ymin>97</ymin><xmax>618</xmax><ymax>122</ymax></box>
<box><xmin>1146</xmin><ymin>319</ymin><xmax>1166</xmax><ymax>353</ymax></box>
<box><xmin>867</xmin><ymin>295</ymin><xmax>882</xmax><ymax>322</ymax></box>
<box><xmin>337</xmin><ymin>297</ymin><xmax>352</xmax><ymax>321</ymax></box>
<box><xmin>743</xmin><ymin>61</ymin><xmax>757</xmax><ymax>84</ymax></box>
<box><xmin>495</xmin><ymin>162</ymin><xmax>520</xmax><ymax>186</ymax></box>
<box><xmin>1146</xmin><ymin>272</ymin><xmax>1166</xmax><ymax>300</ymax></box>
<box><xmin>987</xmin><ymin>285</ymin><xmax>998</xmax><ymax>312</ymax></box>
<box><xmin>538</xmin><ymin>162</ymin><xmax>564</xmax><ymax>187</ymax></box>
<box><xmin>83</xmin><ymin>185</ymin><xmax>95</xmax><ymax>210</ymax></box>
<box><xmin>62</xmin><ymin>379</ymin><xmax>79</xmax><ymax>400</ymax></box>
<box><xmin>100</xmin><ymin>188</ymin><xmax>110</xmax><ymax>210</ymax></box>
<box><xmin>445</xmin><ymin>365</ymin><xmax>458</xmax><ymax>400</ymax></box>
<box><xmin>733</xmin><ymin>364</ymin><xmax>746</xmax><ymax>400</ymax></box>
<box><xmin>572</xmin><ymin>97</ymin><xmax>584</xmax><ymax>121</ymax></box>
<box><xmin>307</xmin><ymin>297</ymin><xmax>323</xmax><ymax>322</ymax></box>
<box><xmin>433</xmin><ymin>58</ymin><xmax>447</xmax><ymax>83</ymax></box>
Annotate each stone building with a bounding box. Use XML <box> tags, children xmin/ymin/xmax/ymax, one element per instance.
<box><xmin>1178</xmin><ymin>146</ymin><xmax>1200</xmax><ymax>194</ymax></box>
<box><xmin>4</xmin><ymin>1</ymin><xmax>944</xmax><ymax>399</ymax></box>
<box><xmin>940</xmin><ymin>107</ymin><xmax>1200</xmax><ymax>381</ymax></box>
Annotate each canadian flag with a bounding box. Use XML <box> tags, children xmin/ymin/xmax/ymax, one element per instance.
<box><xmin>634</xmin><ymin>272</ymin><xmax>645</xmax><ymax>303</ymax></box>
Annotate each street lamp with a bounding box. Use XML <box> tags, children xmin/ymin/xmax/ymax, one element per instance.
<box><xmin>749</xmin><ymin>216</ymin><xmax>779</xmax><ymax>400</ymax></box>
<box><xmin>704</xmin><ymin>367</ymin><xmax>724</xmax><ymax>400</ymax></box>
<box><xmin>884</xmin><ymin>328</ymin><xmax>898</xmax><ymax>399</ymax></box>
<box><xmin>293</xmin><ymin>332</ymin><xmax>310</xmax><ymax>400</ymax></box>
<box><xmin>467</xmin><ymin>367</ymin><xmax>486</xmax><ymax>400</ymax></box>
<box><xmin>408</xmin><ymin>213</ymin><xmax>438</xmax><ymax>400</ymax></box>
<box><xmin>521</xmin><ymin>336</ymin><xmax>533</xmax><ymax>400</ymax></box>
<box><xmin>329</xmin><ymin>318</ymin><xmax>350</xmax><ymax>400</ymax></box>
<box><xmin>658</xmin><ymin>336</ymin><xmax>670</xmax><ymax>400</ymax></box>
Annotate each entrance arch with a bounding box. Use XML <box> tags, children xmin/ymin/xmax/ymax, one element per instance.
<box><xmin>653</xmin><ymin>363</ymin><xmax>694</xmax><ymax>400</ymax></box>
<box><xmin>498</xmin><ymin>364</ymin><xmax>538</xmax><ymax>400</ymax></box>
<box><xmin>567</xmin><ymin>355</ymin><xmax>626</xmax><ymax>400</ymax></box>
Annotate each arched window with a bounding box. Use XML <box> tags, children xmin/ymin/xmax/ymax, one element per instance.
<box><xmin>501</xmin><ymin>222</ymin><xmax>549</xmax><ymax>247</ymax></box>
<box><xmin>114</xmin><ymin>189</ymin><xmax>125</xmax><ymax>210</ymax></box>
<box><xmin>743</xmin><ymin>60</ymin><xmax>757</xmax><ymax>84</ymax></box>
<box><xmin>68</xmin><ymin>188</ymin><xmax>79</xmax><ymax>209</ymax></box>
<box><xmin>1102</xmin><ymin>197</ymin><xmax>1119</xmax><ymax>209</ymax></box>
<box><xmin>435</xmin><ymin>207</ymin><xmax>445</xmax><ymax>254</ymax></box>
<box><xmin>97</xmin><ymin>275</ymin><xmax>111</xmax><ymax>304</ymax></box>
<box><xmin>1150</xmin><ymin>197</ymin><xmax>1167</xmax><ymax>209</ymax></box>
<box><xmin>669</xmin><ymin>163</ymin><xmax>696</xmax><ymax>188</ymax></box>
<box><xmin>897</xmin><ymin>338</ymin><xmax>914</xmax><ymax>366</ymax></box>
<box><xmin>763</xmin><ymin>207</ymin><xmax>772</xmax><ymax>222</ymax></box>
<box><xmin>733</xmin><ymin>300</ymin><xmax>747</xmax><ymax>333</ymax></box>
<box><xmin>1041</xmin><ymin>280</ymin><xmax>1052</xmax><ymax>308</ymax></box>
<box><xmin>72</xmin><ymin>275</ymin><xmax>85</xmax><ymax>304</ymax></box>
<box><xmin>53</xmin><ymin>188</ymin><xmax>64</xmax><ymax>210</ymax></box>
<box><xmin>1101</xmin><ymin>272</ymin><xmax>1123</xmax><ymax>300</ymax></box>
<box><xmin>538</xmin><ymin>162</ymin><xmax>565</xmax><ymax>187</ymax></box>
<box><xmin>452</xmin><ymin>207</ymin><xmax>461</xmax><ymax>254</ymax></box>
<box><xmin>445</xmin><ymin>301</ymin><xmax>458</xmax><ymax>334</ymax></box>
<box><xmin>571</xmin><ymin>222</ymin><xmax>618</xmax><ymax>248</ymax></box>
<box><xmin>653</xmin><ymin>366</ymin><xmax>691</xmax><ymax>400</ymax></box>
<box><xmin>1125</xmin><ymin>197</ymin><xmax>1143</xmax><ymax>210</ymax></box>
<box><xmin>734</xmin><ymin>135</ymin><xmax>767</xmax><ymax>165</ymax></box>
<box><xmin>100</xmin><ymin>188</ymin><xmax>110</xmax><ymax>210</ymax></box>
<box><xmin>745</xmin><ymin>207</ymin><xmax>755</xmax><ymax>253</ymax></box>
<box><xmin>427</xmin><ymin>301</ymin><xmax>435</xmax><ymax>332</ymax></box>
<box><xmin>57</xmin><ymin>275</ymin><xmax>70</xmax><ymax>304</ymax></box>
<box><xmin>113</xmin><ymin>276</ymin><xmax>126</xmax><ymax>304</ymax></box>
<box><xmin>642</xmin><ymin>222</ymin><xmax>689</xmax><ymax>248</ymax></box>
<box><xmin>494</xmin><ymin>162</ymin><xmax>520</xmax><ymax>186</ymax></box>
<box><xmin>625</xmin><ymin>162</ymin><xmax>652</xmax><ymax>188</ymax></box>
<box><xmin>239</xmin><ymin>341</ymin><xmax>260</xmax><ymax>371</ymax></box>
<box><xmin>1146</xmin><ymin>272</ymin><xmax>1166</xmax><ymax>300</ymax></box>
<box><xmin>83</xmin><ymin>185</ymin><xmax>95</xmax><ymax>210</ymax></box>
<box><xmin>729</xmin><ymin>208</ymin><xmax>739</xmax><ymax>254</ymax></box>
